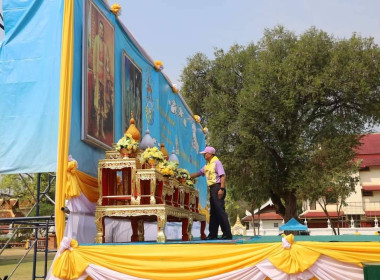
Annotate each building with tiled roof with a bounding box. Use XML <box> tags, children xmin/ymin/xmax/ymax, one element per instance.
<box><xmin>300</xmin><ymin>133</ymin><xmax>380</xmax><ymax>228</ymax></box>
<box><xmin>241</xmin><ymin>199</ymin><xmax>283</xmax><ymax>230</ymax></box>
<box><xmin>0</xmin><ymin>198</ymin><xmax>24</xmax><ymax>234</ymax></box>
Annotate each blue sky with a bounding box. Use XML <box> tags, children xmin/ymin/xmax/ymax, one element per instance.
<box><xmin>1</xmin><ymin>0</ymin><xmax>379</xmax><ymax>86</ymax></box>
<box><xmin>111</xmin><ymin>0</ymin><xmax>380</xmax><ymax>87</ymax></box>
<box><xmin>0</xmin><ymin>0</ymin><xmax>379</xmax><ymax>132</ymax></box>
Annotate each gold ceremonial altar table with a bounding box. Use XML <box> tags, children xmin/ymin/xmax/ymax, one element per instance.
<box><xmin>94</xmin><ymin>149</ymin><xmax>206</xmax><ymax>243</ymax></box>
<box><xmin>95</xmin><ymin>204</ymin><xmax>206</xmax><ymax>243</ymax></box>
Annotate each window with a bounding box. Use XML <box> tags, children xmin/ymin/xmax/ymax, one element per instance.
<box><xmin>362</xmin><ymin>190</ymin><xmax>373</xmax><ymax>197</ymax></box>
<box><xmin>310</xmin><ymin>201</ymin><xmax>316</xmax><ymax>210</ymax></box>
<box><xmin>274</xmin><ymin>223</ymin><xmax>278</xmax><ymax>228</ymax></box>
<box><xmin>326</xmin><ymin>195</ymin><xmax>337</xmax><ymax>204</ymax></box>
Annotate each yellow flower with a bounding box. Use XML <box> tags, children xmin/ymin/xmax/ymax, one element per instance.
<box><xmin>110</xmin><ymin>3</ymin><xmax>121</xmax><ymax>16</ymax></box>
<box><xmin>154</xmin><ymin>60</ymin><xmax>164</xmax><ymax>71</ymax></box>
<box><xmin>172</xmin><ymin>85</ymin><xmax>179</xmax><ymax>94</ymax></box>
<box><xmin>194</xmin><ymin>115</ymin><xmax>201</xmax><ymax>123</ymax></box>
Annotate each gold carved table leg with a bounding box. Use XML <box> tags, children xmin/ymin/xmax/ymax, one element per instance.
<box><xmin>138</xmin><ymin>219</ymin><xmax>145</xmax><ymax>241</ymax></box>
<box><xmin>188</xmin><ymin>215</ymin><xmax>194</xmax><ymax>241</ymax></box>
<box><xmin>157</xmin><ymin>211</ymin><xmax>167</xmax><ymax>243</ymax></box>
<box><xmin>133</xmin><ymin>179</ymin><xmax>141</xmax><ymax>205</ymax></box>
<box><xmin>94</xmin><ymin>211</ymin><xmax>105</xmax><ymax>243</ymax></box>
<box><xmin>150</xmin><ymin>179</ymin><xmax>156</xmax><ymax>204</ymax></box>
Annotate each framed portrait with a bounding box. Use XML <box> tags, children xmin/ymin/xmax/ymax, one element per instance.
<box><xmin>82</xmin><ymin>0</ymin><xmax>115</xmax><ymax>150</ymax></box>
<box><xmin>122</xmin><ymin>51</ymin><xmax>142</xmax><ymax>134</ymax></box>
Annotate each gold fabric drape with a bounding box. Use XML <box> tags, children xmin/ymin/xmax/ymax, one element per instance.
<box><xmin>55</xmin><ymin>0</ymin><xmax>74</xmax><ymax>245</ymax></box>
<box><xmin>53</xmin><ymin>240</ymin><xmax>380</xmax><ymax>280</ymax></box>
<box><xmin>76</xmin><ymin>170</ymin><xmax>99</xmax><ymax>202</ymax></box>
<box><xmin>66</xmin><ymin>160</ymin><xmax>99</xmax><ymax>202</ymax></box>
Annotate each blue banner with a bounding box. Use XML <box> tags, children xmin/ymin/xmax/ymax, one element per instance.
<box><xmin>0</xmin><ymin>0</ymin><xmax>63</xmax><ymax>173</ymax></box>
<box><xmin>0</xmin><ymin>0</ymin><xmax>207</xmax><ymax>206</ymax></box>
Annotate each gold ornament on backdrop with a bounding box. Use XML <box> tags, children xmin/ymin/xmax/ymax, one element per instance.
<box><xmin>160</xmin><ymin>143</ymin><xmax>169</xmax><ymax>160</ymax></box>
<box><xmin>125</xmin><ymin>111</ymin><xmax>141</xmax><ymax>141</ymax></box>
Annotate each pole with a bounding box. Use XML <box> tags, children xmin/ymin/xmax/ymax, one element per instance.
<box><xmin>32</xmin><ymin>173</ymin><xmax>41</xmax><ymax>280</ymax></box>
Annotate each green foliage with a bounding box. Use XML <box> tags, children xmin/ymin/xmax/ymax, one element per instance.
<box><xmin>225</xmin><ymin>197</ymin><xmax>248</xmax><ymax>225</ymax></box>
<box><xmin>181</xmin><ymin>26</ymin><xmax>380</xmax><ymax>221</ymax></box>
<box><xmin>0</xmin><ymin>173</ymin><xmax>55</xmax><ymax>216</ymax></box>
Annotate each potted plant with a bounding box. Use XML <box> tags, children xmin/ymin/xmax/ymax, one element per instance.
<box><xmin>158</xmin><ymin>160</ymin><xmax>178</xmax><ymax>177</ymax></box>
<box><xmin>176</xmin><ymin>168</ymin><xmax>190</xmax><ymax>183</ymax></box>
<box><xmin>115</xmin><ymin>133</ymin><xmax>138</xmax><ymax>158</ymax></box>
<box><xmin>139</xmin><ymin>146</ymin><xmax>165</xmax><ymax>168</ymax></box>
<box><xmin>186</xmin><ymin>177</ymin><xmax>197</xmax><ymax>188</ymax></box>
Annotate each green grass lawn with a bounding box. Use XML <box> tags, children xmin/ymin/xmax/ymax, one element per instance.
<box><xmin>0</xmin><ymin>248</ymin><xmax>56</xmax><ymax>280</ymax></box>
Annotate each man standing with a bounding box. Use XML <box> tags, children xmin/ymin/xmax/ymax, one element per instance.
<box><xmin>191</xmin><ymin>146</ymin><xmax>232</xmax><ymax>240</ymax></box>
<box><xmin>92</xmin><ymin>19</ymin><xmax>110</xmax><ymax>139</ymax></box>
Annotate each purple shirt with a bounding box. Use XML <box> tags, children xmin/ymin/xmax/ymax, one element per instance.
<box><xmin>199</xmin><ymin>159</ymin><xmax>225</xmax><ymax>184</ymax></box>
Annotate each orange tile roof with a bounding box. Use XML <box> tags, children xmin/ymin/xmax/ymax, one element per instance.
<box><xmin>300</xmin><ymin>211</ymin><xmax>344</xmax><ymax>218</ymax></box>
<box><xmin>242</xmin><ymin>212</ymin><xmax>283</xmax><ymax>221</ymax></box>
<box><xmin>356</xmin><ymin>134</ymin><xmax>380</xmax><ymax>167</ymax></box>
<box><xmin>362</xmin><ymin>185</ymin><xmax>380</xmax><ymax>191</ymax></box>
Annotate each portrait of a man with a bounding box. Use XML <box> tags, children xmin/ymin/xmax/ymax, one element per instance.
<box><xmin>83</xmin><ymin>0</ymin><xmax>114</xmax><ymax>150</ymax></box>
<box><xmin>122</xmin><ymin>51</ymin><xmax>142</xmax><ymax>134</ymax></box>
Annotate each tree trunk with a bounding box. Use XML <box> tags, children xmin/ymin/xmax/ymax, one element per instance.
<box><xmin>250</xmin><ymin>205</ymin><xmax>256</xmax><ymax>236</ymax></box>
<box><xmin>284</xmin><ymin>191</ymin><xmax>298</xmax><ymax>222</ymax></box>
<box><xmin>270</xmin><ymin>192</ymin><xmax>286</xmax><ymax>217</ymax></box>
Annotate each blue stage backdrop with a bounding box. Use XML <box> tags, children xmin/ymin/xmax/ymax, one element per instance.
<box><xmin>0</xmin><ymin>0</ymin><xmax>207</xmax><ymax>206</ymax></box>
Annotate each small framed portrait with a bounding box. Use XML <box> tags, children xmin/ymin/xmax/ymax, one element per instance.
<box><xmin>82</xmin><ymin>0</ymin><xmax>115</xmax><ymax>150</ymax></box>
<box><xmin>122</xmin><ymin>50</ymin><xmax>142</xmax><ymax>134</ymax></box>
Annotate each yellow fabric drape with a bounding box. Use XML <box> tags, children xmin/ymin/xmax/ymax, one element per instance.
<box><xmin>55</xmin><ymin>0</ymin><xmax>74</xmax><ymax>245</ymax></box>
<box><xmin>66</xmin><ymin>160</ymin><xmax>99</xmax><ymax>202</ymax></box>
<box><xmin>52</xmin><ymin>241</ymin><xmax>380</xmax><ymax>280</ymax></box>
<box><xmin>77</xmin><ymin>170</ymin><xmax>99</xmax><ymax>202</ymax></box>
<box><xmin>66</xmin><ymin>161</ymin><xmax>82</xmax><ymax>200</ymax></box>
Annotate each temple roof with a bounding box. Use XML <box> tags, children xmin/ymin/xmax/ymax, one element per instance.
<box><xmin>356</xmin><ymin>134</ymin><xmax>380</xmax><ymax>168</ymax></box>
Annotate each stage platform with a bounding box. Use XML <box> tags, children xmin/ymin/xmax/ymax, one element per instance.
<box><xmin>50</xmin><ymin>234</ymin><xmax>380</xmax><ymax>280</ymax></box>
<box><xmin>80</xmin><ymin>234</ymin><xmax>380</xmax><ymax>245</ymax></box>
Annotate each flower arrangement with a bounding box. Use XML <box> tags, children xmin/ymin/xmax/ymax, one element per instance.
<box><xmin>139</xmin><ymin>146</ymin><xmax>165</xmax><ymax>166</ymax></box>
<box><xmin>110</xmin><ymin>3</ymin><xmax>122</xmax><ymax>16</ymax></box>
<box><xmin>154</xmin><ymin>60</ymin><xmax>164</xmax><ymax>71</ymax></box>
<box><xmin>176</xmin><ymin>168</ymin><xmax>191</xmax><ymax>181</ymax></box>
<box><xmin>115</xmin><ymin>133</ymin><xmax>138</xmax><ymax>153</ymax></box>
<box><xmin>172</xmin><ymin>84</ymin><xmax>179</xmax><ymax>94</ymax></box>
<box><xmin>186</xmin><ymin>178</ymin><xmax>197</xmax><ymax>188</ymax></box>
<box><xmin>158</xmin><ymin>160</ymin><xmax>178</xmax><ymax>177</ymax></box>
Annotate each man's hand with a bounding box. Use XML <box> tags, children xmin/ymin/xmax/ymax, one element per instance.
<box><xmin>218</xmin><ymin>188</ymin><xmax>224</xmax><ymax>199</ymax></box>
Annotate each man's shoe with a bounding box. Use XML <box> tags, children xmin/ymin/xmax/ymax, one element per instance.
<box><xmin>205</xmin><ymin>235</ymin><xmax>217</xmax><ymax>240</ymax></box>
<box><xmin>221</xmin><ymin>235</ymin><xmax>233</xmax><ymax>240</ymax></box>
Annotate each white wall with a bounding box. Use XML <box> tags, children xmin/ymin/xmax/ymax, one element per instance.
<box><xmin>304</xmin><ymin>166</ymin><xmax>380</xmax><ymax>215</ymax></box>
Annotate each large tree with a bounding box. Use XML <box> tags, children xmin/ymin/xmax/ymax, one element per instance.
<box><xmin>181</xmin><ymin>26</ymin><xmax>380</xmax><ymax>222</ymax></box>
